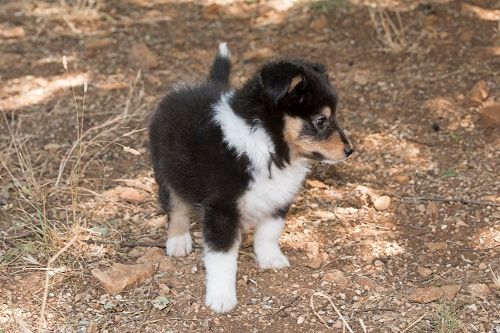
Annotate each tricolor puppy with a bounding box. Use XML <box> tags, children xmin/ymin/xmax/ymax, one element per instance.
<box><xmin>149</xmin><ymin>43</ymin><xmax>353</xmax><ymax>313</ymax></box>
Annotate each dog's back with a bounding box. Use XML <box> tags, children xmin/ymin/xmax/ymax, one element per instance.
<box><xmin>149</xmin><ymin>45</ymin><xmax>250</xmax><ymax>207</ymax></box>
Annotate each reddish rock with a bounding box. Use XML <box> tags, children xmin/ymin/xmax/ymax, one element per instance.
<box><xmin>119</xmin><ymin>188</ymin><xmax>144</xmax><ymax>204</ymax></box>
<box><xmin>355</xmin><ymin>276</ymin><xmax>383</xmax><ymax>292</ymax></box>
<box><xmin>417</xmin><ymin>266</ymin><xmax>433</xmax><ymax>278</ymax></box>
<box><xmin>91</xmin><ymin>262</ymin><xmax>156</xmax><ymax>294</ymax></box>
<box><xmin>323</xmin><ymin>269</ymin><xmax>350</xmax><ymax>288</ymax></box>
<box><xmin>479</xmin><ymin>104</ymin><xmax>500</xmax><ymax>128</ymax></box>
<box><xmin>130</xmin><ymin>43</ymin><xmax>158</xmax><ymax>69</ymax></box>
<box><xmin>408</xmin><ymin>287</ymin><xmax>443</xmax><ymax>303</ymax></box>
<box><xmin>426</xmin><ymin>242</ymin><xmax>448</xmax><ymax>252</ymax></box>
<box><xmin>441</xmin><ymin>285</ymin><xmax>461</xmax><ymax>301</ymax></box>
<box><xmin>469</xmin><ymin>80</ymin><xmax>489</xmax><ymax>106</ymax></box>
<box><xmin>137</xmin><ymin>247</ymin><xmax>175</xmax><ymax>273</ymax></box>
<box><xmin>306</xmin><ymin>179</ymin><xmax>328</xmax><ymax>189</ymax></box>
<box><xmin>311</xmin><ymin>15</ymin><xmax>328</xmax><ymax>32</ymax></box>
<box><xmin>466</xmin><ymin>283</ymin><xmax>492</xmax><ymax>298</ymax></box>
<box><xmin>243</xmin><ymin>48</ymin><xmax>274</xmax><ymax>62</ymax></box>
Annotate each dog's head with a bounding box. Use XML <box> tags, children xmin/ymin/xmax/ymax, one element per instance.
<box><xmin>257</xmin><ymin>60</ymin><xmax>353</xmax><ymax>164</ymax></box>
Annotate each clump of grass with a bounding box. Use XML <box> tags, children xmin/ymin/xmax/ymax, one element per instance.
<box><xmin>368</xmin><ymin>6</ymin><xmax>407</xmax><ymax>53</ymax></box>
<box><xmin>311</xmin><ymin>0</ymin><xmax>350</xmax><ymax>13</ymax></box>
<box><xmin>434</xmin><ymin>304</ymin><xmax>461</xmax><ymax>333</ymax></box>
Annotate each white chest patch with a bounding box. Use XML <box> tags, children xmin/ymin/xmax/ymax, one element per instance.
<box><xmin>212</xmin><ymin>92</ymin><xmax>310</xmax><ymax>223</ymax></box>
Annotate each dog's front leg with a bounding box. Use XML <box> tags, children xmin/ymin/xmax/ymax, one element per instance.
<box><xmin>254</xmin><ymin>216</ymin><xmax>290</xmax><ymax>269</ymax></box>
<box><xmin>203</xmin><ymin>203</ymin><xmax>241</xmax><ymax>313</ymax></box>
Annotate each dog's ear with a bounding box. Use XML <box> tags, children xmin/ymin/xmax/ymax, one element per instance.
<box><xmin>259</xmin><ymin>63</ymin><xmax>304</xmax><ymax>104</ymax></box>
<box><xmin>307</xmin><ymin>62</ymin><xmax>328</xmax><ymax>76</ymax></box>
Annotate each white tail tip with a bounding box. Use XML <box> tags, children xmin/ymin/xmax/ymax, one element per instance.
<box><xmin>218</xmin><ymin>42</ymin><xmax>230</xmax><ymax>58</ymax></box>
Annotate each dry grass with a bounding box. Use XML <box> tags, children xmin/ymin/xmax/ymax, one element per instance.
<box><xmin>0</xmin><ymin>57</ymin><xmax>144</xmax><ymax>264</ymax></box>
<box><xmin>434</xmin><ymin>304</ymin><xmax>461</xmax><ymax>333</ymax></box>
<box><xmin>368</xmin><ymin>6</ymin><xmax>407</xmax><ymax>53</ymax></box>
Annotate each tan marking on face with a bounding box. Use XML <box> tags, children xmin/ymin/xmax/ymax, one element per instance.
<box><xmin>284</xmin><ymin>115</ymin><xmax>348</xmax><ymax>162</ymax></box>
<box><xmin>321</xmin><ymin>106</ymin><xmax>332</xmax><ymax>118</ymax></box>
<box><xmin>288</xmin><ymin>75</ymin><xmax>303</xmax><ymax>93</ymax></box>
<box><xmin>167</xmin><ymin>190</ymin><xmax>191</xmax><ymax>238</ymax></box>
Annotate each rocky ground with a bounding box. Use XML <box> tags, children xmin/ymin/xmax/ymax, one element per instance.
<box><xmin>0</xmin><ymin>0</ymin><xmax>499</xmax><ymax>332</ymax></box>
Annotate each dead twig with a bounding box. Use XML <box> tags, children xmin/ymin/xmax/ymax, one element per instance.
<box><xmin>82</xmin><ymin>238</ymin><xmax>166</xmax><ymax>248</ymax></box>
<box><xmin>38</xmin><ymin>235</ymin><xmax>78</xmax><ymax>333</ymax></box>
<box><xmin>401</xmin><ymin>314</ymin><xmax>426</xmax><ymax>333</ymax></box>
<box><xmin>310</xmin><ymin>292</ymin><xmax>354</xmax><ymax>333</ymax></box>
<box><xmin>398</xmin><ymin>195</ymin><xmax>500</xmax><ymax>207</ymax></box>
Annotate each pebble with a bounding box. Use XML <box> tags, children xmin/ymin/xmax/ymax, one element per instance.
<box><xmin>466</xmin><ymin>284</ymin><xmax>492</xmax><ymax>298</ymax></box>
<box><xmin>119</xmin><ymin>187</ymin><xmax>144</xmax><ymax>204</ymax></box>
<box><xmin>426</xmin><ymin>242</ymin><xmax>448</xmax><ymax>252</ymax></box>
<box><xmin>297</xmin><ymin>316</ymin><xmax>305</xmax><ymax>324</ymax></box>
<box><xmin>408</xmin><ymin>287</ymin><xmax>442</xmax><ymax>303</ymax></box>
<box><xmin>417</xmin><ymin>266</ymin><xmax>433</xmax><ymax>277</ymax></box>
<box><xmin>373</xmin><ymin>196</ymin><xmax>391</xmax><ymax>211</ymax></box>
<box><xmin>91</xmin><ymin>262</ymin><xmax>156</xmax><ymax>294</ymax></box>
<box><xmin>323</xmin><ymin>269</ymin><xmax>350</xmax><ymax>288</ymax></box>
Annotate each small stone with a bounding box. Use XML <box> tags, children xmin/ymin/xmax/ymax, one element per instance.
<box><xmin>426</xmin><ymin>242</ymin><xmax>448</xmax><ymax>252</ymax></box>
<box><xmin>469</xmin><ymin>80</ymin><xmax>489</xmax><ymax>106</ymax></box>
<box><xmin>243</xmin><ymin>48</ymin><xmax>273</xmax><ymax>62</ymax></box>
<box><xmin>408</xmin><ymin>287</ymin><xmax>443</xmax><ymax>303</ymax></box>
<box><xmin>91</xmin><ymin>262</ymin><xmax>156</xmax><ymax>294</ymax></box>
<box><xmin>478</xmin><ymin>263</ymin><xmax>487</xmax><ymax>270</ymax></box>
<box><xmin>425</xmin><ymin>202</ymin><xmax>439</xmax><ymax>217</ymax></box>
<box><xmin>417</xmin><ymin>266</ymin><xmax>433</xmax><ymax>277</ymax></box>
<box><xmin>87</xmin><ymin>321</ymin><xmax>98</xmax><ymax>333</ymax></box>
<box><xmin>479</xmin><ymin>104</ymin><xmax>500</xmax><ymax>128</ymax></box>
<box><xmin>130</xmin><ymin>43</ymin><xmax>158</xmax><ymax>69</ymax></box>
<box><xmin>354</xmin><ymin>277</ymin><xmax>383</xmax><ymax>292</ymax></box>
<box><xmin>145</xmin><ymin>216</ymin><xmax>165</xmax><ymax>228</ymax></box>
<box><xmin>374</xmin><ymin>260</ymin><xmax>384</xmax><ymax>267</ymax></box>
<box><xmin>44</xmin><ymin>143</ymin><xmax>60</xmax><ymax>151</ymax></box>
<box><xmin>394</xmin><ymin>174</ymin><xmax>410</xmax><ymax>184</ymax></box>
<box><xmin>373</xmin><ymin>196</ymin><xmax>391</xmax><ymax>211</ymax></box>
<box><xmin>323</xmin><ymin>269</ymin><xmax>350</xmax><ymax>288</ymax></box>
<box><xmin>136</xmin><ymin>247</ymin><xmax>175</xmax><ymax>272</ymax></box>
<box><xmin>84</xmin><ymin>37</ymin><xmax>114</xmax><ymax>50</ymax></box>
<box><xmin>119</xmin><ymin>188</ymin><xmax>144</xmax><ymax>204</ymax></box>
<box><xmin>441</xmin><ymin>285</ymin><xmax>461</xmax><ymax>301</ymax></box>
<box><xmin>466</xmin><ymin>284</ymin><xmax>492</xmax><ymax>298</ymax></box>
<box><xmin>297</xmin><ymin>315</ymin><xmax>305</xmax><ymax>324</ymax></box>
<box><xmin>306</xmin><ymin>179</ymin><xmax>328</xmax><ymax>189</ymax></box>
<box><xmin>0</xmin><ymin>25</ymin><xmax>25</xmax><ymax>38</ymax></box>
<box><xmin>311</xmin><ymin>15</ymin><xmax>328</xmax><ymax>32</ymax></box>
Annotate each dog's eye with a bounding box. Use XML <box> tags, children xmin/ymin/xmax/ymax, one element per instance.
<box><xmin>298</xmin><ymin>96</ymin><xmax>305</xmax><ymax>104</ymax></box>
<box><xmin>313</xmin><ymin>116</ymin><xmax>328</xmax><ymax>131</ymax></box>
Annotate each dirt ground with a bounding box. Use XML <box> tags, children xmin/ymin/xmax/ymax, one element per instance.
<box><xmin>1</xmin><ymin>0</ymin><xmax>499</xmax><ymax>332</ymax></box>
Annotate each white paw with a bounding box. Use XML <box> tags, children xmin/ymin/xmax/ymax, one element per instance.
<box><xmin>166</xmin><ymin>233</ymin><xmax>192</xmax><ymax>257</ymax></box>
<box><xmin>205</xmin><ymin>288</ymin><xmax>237</xmax><ymax>313</ymax></box>
<box><xmin>256</xmin><ymin>251</ymin><xmax>290</xmax><ymax>270</ymax></box>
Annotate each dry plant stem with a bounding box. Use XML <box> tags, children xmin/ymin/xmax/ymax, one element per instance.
<box><xmin>399</xmin><ymin>195</ymin><xmax>500</xmax><ymax>207</ymax></box>
<box><xmin>82</xmin><ymin>239</ymin><xmax>167</xmax><ymax>248</ymax></box>
<box><xmin>401</xmin><ymin>314</ymin><xmax>426</xmax><ymax>333</ymax></box>
<box><xmin>38</xmin><ymin>235</ymin><xmax>78</xmax><ymax>333</ymax></box>
<box><xmin>310</xmin><ymin>292</ymin><xmax>354</xmax><ymax>333</ymax></box>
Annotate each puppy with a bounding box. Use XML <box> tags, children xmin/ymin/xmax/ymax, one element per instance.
<box><xmin>149</xmin><ymin>43</ymin><xmax>353</xmax><ymax>313</ymax></box>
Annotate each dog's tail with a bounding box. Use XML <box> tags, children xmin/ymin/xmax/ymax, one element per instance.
<box><xmin>208</xmin><ymin>42</ymin><xmax>231</xmax><ymax>85</ymax></box>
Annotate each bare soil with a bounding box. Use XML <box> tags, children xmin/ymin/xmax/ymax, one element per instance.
<box><xmin>0</xmin><ymin>0</ymin><xmax>499</xmax><ymax>332</ymax></box>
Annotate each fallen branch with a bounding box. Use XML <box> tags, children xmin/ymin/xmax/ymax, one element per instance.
<box><xmin>310</xmin><ymin>292</ymin><xmax>354</xmax><ymax>333</ymax></box>
<box><xmin>38</xmin><ymin>235</ymin><xmax>78</xmax><ymax>333</ymax></box>
<box><xmin>401</xmin><ymin>314</ymin><xmax>426</xmax><ymax>333</ymax></box>
<box><xmin>398</xmin><ymin>195</ymin><xmax>500</xmax><ymax>207</ymax></box>
<box><xmin>82</xmin><ymin>238</ymin><xmax>166</xmax><ymax>248</ymax></box>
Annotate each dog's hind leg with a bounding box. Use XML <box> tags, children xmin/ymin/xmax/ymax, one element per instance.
<box><xmin>165</xmin><ymin>189</ymin><xmax>193</xmax><ymax>257</ymax></box>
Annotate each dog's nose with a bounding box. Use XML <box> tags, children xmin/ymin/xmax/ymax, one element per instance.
<box><xmin>344</xmin><ymin>147</ymin><xmax>353</xmax><ymax>157</ymax></box>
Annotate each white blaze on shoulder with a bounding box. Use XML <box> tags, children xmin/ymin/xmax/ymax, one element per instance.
<box><xmin>212</xmin><ymin>92</ymin><xmax>309</xmax><ymax>222</ymax></box>
<box><xmin>204</xmin><ymin>246</ymin><xmax>239</xmax><ymax>313</ymax></box>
